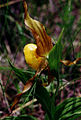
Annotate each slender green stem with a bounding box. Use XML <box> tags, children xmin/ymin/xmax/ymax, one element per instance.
<box><xmin>55</xmin><ymin>73</ymin><xmax>59</xmax><ymax>96</ymax></box>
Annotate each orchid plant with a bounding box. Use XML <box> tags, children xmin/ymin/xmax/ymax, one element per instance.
<box><xmin>3</xmin><ymin>1</ymin><xmax>81</xmax><ymax>120</ymax></box>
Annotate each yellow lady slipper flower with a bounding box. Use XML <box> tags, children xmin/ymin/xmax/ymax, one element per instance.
<box><xmin>24</xmin><ymin>43</ymin><xmax>46</xmax><ymax>70</ymax></box>
<box><xmin>23</xmin><ymin>1</ymin><xmax>53</xmax><ymax>70</ymax></box>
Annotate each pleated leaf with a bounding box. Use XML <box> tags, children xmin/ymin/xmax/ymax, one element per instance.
<box><xmin>55</xmin><ymin>97</ymin><xmax>81</xmax><ymax>120</ymax></box>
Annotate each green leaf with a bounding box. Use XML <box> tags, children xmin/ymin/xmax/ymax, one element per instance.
<box><xmin>16</xmin><ymin>22</ymin><xmax>23</xmax><ymax>34</ymax></box>
<box><xmin>45</xmin><ymin>114</ymin><xmax>50</xmax><ymax>120</ymax></box>
<box><xmin>67</xmin><ymin>112</ymin><xmax>81</xmax><ymax>120</ymax></box>
<box><xmin>51</xmin><ymin>94</ymin><xmax>56</xmax><ymax>120</ymax></box>
<box><xmin>55</xmin><ymin>97</ymin><xmax>81</xmax><ymax>120</ymax></box>
<box><xmin>3</xmin><ymin>115</ymin><xmax>37</xmax><ymax>120</ymax></box>
<box><xmin>48</xmin><ymin>28</ymin><xmax>64</xmax><ymax>72</ymax></box>
<box><xmin>0</xmin><ymin>66</ymin><xmax>12</xmax><ymax>71</ymax></box>
<box><xmin>60</xmin><ymin>106</ymin><xmax>81</xmax><ymax>120</ymax></box>
<box><xmin>8</xmin><ymin>60</ymin><xmax>34</xmax><ymax>84</ymax></box>
<box><xmin>35</xmin><ymin>83</ymin><xmax>53</xmax><ymax>120</ymax></box>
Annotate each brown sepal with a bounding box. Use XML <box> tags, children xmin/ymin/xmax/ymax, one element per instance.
<box><xmin>60</xmin><ymin>58</ymin><xmax>81</xmax><ymax>66</ymax></box>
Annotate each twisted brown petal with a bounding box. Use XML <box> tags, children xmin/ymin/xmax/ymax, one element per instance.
<box><xmin>60</xmin><ymin>58</ymin><xmax>81</xmax><ymax>66</ymax></box>
<box><xmin>23</xmin><ymin>1</ymin><xmax>53</xmax><ymax>57</ymax></box>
